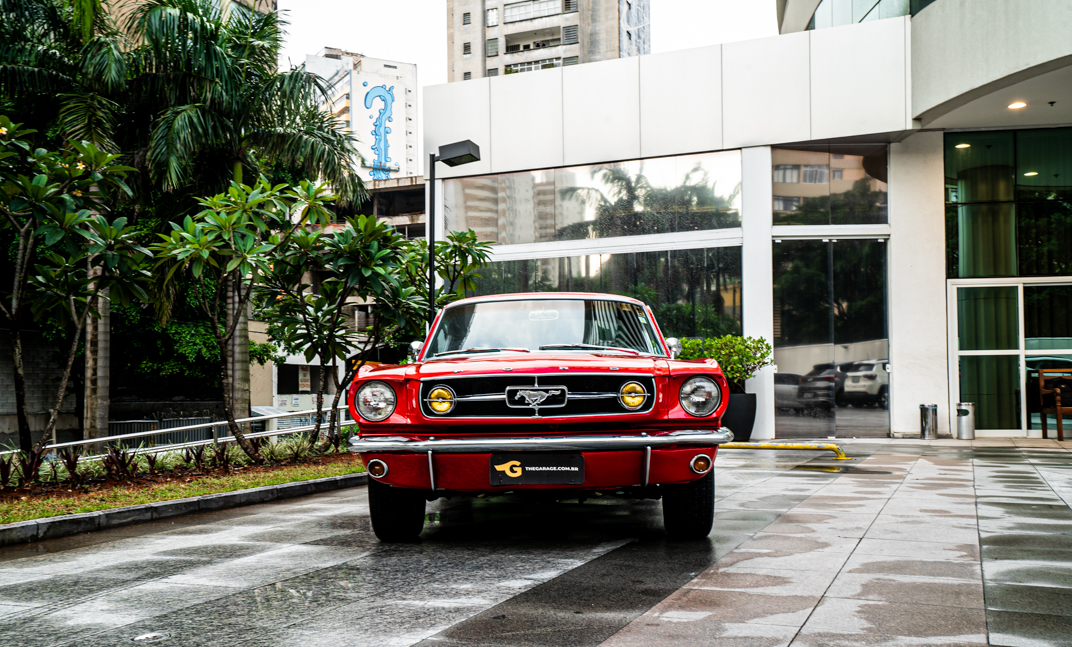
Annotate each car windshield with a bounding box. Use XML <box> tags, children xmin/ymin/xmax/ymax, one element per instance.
<box><xmin>424</xmin><ymin>299</ymin><xmax>665</xmax><ymax>357</ymax></box>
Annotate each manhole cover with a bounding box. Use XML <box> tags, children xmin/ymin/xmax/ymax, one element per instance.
<box><xmin>132</xmin><ymin>633</ymin><xmax>169</xmax><ymax>642</ymax></box>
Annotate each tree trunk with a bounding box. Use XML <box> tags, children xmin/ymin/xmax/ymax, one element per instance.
<box><xmin>221</xmin><ymin>278</ymin><xmax>261</xmax><ymax>462</ymax></box>
<box><xmin>84</xmin><ymin>281</ymin><xmax>110</xmax><ymax>445</ymax></box>
<box><xmin>313</xmin><ymin>362</ymin><xmax>327</xmax><ymax>438</ymax></box>
<box><xmin>10</xmin><ymin>327</ymin><xmax>32</xmax><ymax>453</ymax></box>
<box><xmin>229</xmin><ymin>290</ymin><xmax>251</xmax><ymax>435</ymax></box>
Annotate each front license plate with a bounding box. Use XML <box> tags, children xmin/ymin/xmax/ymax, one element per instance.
<box><xmin>490</xmin><ymin>453</ymin><xmax>584</xmax><ymax>486</ymax></box>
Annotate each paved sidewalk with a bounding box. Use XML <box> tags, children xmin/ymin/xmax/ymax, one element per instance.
<box><xmin>603</xmin><ymin>438</ymin><xmax>1072</xmax><ymax>647</ymax></box>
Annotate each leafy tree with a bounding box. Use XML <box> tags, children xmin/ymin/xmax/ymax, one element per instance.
<box><xmin>151</xmin><ymin>178</ymin><xmax>336</xmax><ymax>462</ymax></box>
<box><xmin>259</xmin><ymin>226</ymin><xmax>491</xmax><ymax>442</ymax></box>
<box><xmin>0</xmin><ymin>116</ymin><xmax>150</xmax><ymax>451</ymax></box>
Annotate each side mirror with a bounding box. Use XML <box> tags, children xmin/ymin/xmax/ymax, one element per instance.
<box><xmin>665</xmin><ymin>337</ymin><xmax>682</xmax><ymax>359</ymax></box>
<box><xmin>409</xmin><ymin>340</ymin><xmax>424</xmax><ymax>363</ymax></box>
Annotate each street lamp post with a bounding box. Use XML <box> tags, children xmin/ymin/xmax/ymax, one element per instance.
<box><xmin>427</xmin><ymin>140</ymin><xmax>481</xmax><ymax>324</ymax></box>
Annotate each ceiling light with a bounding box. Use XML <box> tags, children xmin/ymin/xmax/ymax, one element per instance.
<box><xmin>1008</xmin><ymin>101</ymin><xmax>1027</xmax><ymax>110</ymax></box>
<box><xmin>1024</xmin><ymin>171</ymin><xmax>1038</xmax><ymax>176</ymax></box>
<box><xmin>955</xmin><ymin>143</ymin><xmax>971</xmax><ymax>149</ymax></box>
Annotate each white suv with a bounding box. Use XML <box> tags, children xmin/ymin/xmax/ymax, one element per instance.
<box><xmin>842</xmin><ymin>360</ymin><xmax>889</xmax><ymax>410</ymax></box>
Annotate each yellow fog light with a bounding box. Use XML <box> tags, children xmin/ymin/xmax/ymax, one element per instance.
<box><xmin>367</xmin><ymin>459</ymin><xmax>388</xmax><ymax>478</ymax></box>
<box><xmin>690</xmin><ymin>454</ymin><xmax>712</xmax><ymax>474</ymax></box>
<box><xmin>427</xmin><ymin>386</ymin><xmax>455</xmax><ymax>414</ymax></box>
<box><xmin>619</xmin><ymin>381</ymin><xmax>647</xmax><ymax>410</ymax></box>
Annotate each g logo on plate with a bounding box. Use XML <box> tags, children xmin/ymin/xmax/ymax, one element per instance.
<box><xmin>493</xmin><ymin>460</ymin><xmax>522</xmax><ymax>478</ymax></box>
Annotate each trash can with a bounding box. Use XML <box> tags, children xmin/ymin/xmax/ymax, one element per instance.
<box><xmin>956</xmin><ymin>402</ymin><xmax>976</xmax><ymax>440</ymax></box>
<box><xmin>920</xmin><ymin>404</ymin><xmax>938</xmax><ymax>439</ymax></box>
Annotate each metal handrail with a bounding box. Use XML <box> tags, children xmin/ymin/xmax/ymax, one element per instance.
<box><xmin>0</xmin><ymin>406</ymin><xmax>353</xmax><ymax>456</ymax></box>
<box><xmin>73</xmin><ymin>418</ymin><xmax>359</xmax><ymax>462</ymax></box>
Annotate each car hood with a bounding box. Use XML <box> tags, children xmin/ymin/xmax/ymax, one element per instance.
<box><xmin>413</xmin><ymin>352</ymin><xmax>667</xmax><ymax>379</ymax></box>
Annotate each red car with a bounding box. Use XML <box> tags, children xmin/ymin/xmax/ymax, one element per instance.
<box><xmin>348</xmin><ymin>293</ymin><xmax>732</xmax><ymax>542</ymax></box>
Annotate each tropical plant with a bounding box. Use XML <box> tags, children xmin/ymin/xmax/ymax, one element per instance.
<box><xmin>679</xmin><ymin>335</ymin><xmax>773</xmax><ymax>394</ymax></box>
<box><xmin>0</xmin><ymin>452</ymin><xmax>14</xmax><ymax>487</ymax></box>
<box><xmin>151</xmin><ymin>178</ymin><xmax>337</xmax><ymax>462</ymax></box>
<box><xmin>0</xmin><ymin>117</ymin><xmax>151</xmax><ymax>451</ymax></box>
<box><xmin>16</xmin><ymin>446</ymin><xmax>46</xmax><ymax>485</ymax></box>
<box><xmin>59</xmin><ymin>446</ymin><xmax>81</xmax><ymax>484</ymax></box>
<box><xmin>103</xmin><ymin>445</ymin><xmax>137</xmax><ymax>480</ymax></box>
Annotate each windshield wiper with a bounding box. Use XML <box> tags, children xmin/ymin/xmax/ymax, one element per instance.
<box><xmin>538</xmin><ymin>343</ymin><xmax>640</xmax><ymax>355</ymax></box>
<box><xmin>433</xmin><ymin>347</ymin><xmax>531</xmax><ymax>358</ymax></box>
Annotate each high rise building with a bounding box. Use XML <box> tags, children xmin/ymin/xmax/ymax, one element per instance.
<box><xmin>305</xmin><ymin>48</ymin><xmax>420</xmax><ymax>180</ymax></box>
<box><xmin>447</xmin><ymin>0</ymin><xmax>650</xmax><ymax>82</ymax></box>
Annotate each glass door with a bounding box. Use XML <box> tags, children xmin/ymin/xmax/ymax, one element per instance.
<box><xmin>948</xmin><ymin>279</ymin><xmax>1072</xmax><ymax>436</ymax></box>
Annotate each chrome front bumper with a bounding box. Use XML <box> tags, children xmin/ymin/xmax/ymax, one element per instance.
<box><xmin>349</xmin><ymin>429</ymin><xmax>734</xmax><ymax>454</ymax></box>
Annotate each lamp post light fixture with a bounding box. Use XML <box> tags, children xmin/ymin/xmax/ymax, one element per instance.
<box><xmin>427</xmin><ymin>140</ymin><xmax>481</xmax><ymax>324</ymax></box>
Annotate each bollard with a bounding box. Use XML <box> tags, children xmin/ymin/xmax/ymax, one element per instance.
<box><xmin>920</xmin><ymin>404</ymin><xmax>938</xmax><ymax>439</ymax></box>
<box><xmin>956</xmin><ymin>402</ymin><xmax>976</xmax><ymax>440</ymax></box>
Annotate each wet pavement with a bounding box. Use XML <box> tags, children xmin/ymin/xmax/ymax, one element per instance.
<box><xmin>0</xmin><ymin>438</ymin><xmax>1070</xmax><ymax>646</ymax></box>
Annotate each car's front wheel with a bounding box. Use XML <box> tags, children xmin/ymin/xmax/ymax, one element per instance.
<box><xmin>368</xmin><ymin>478</ymin><xmax>427</xmax><ymax>542</ymax></box>
<box><xmin>662</xmin><ymin>470</ymin><xmax>715</xmax><ymax>540</ymax></box>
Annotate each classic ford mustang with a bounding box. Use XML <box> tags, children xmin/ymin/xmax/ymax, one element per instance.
<box><xmin>348</xmin><ymin>293</ymin><xmax>733</xmax><ymax>542</ymax></box>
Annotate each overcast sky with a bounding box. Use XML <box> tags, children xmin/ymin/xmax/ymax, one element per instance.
<box><xmin>277</xmin><ymin>0</ymin><xmax>777</xmax><ymax>166</ymax></box>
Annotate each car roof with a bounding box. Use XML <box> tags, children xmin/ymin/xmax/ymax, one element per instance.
<box><xmin>445</xmin><ymin>292</ymin><xmax>647</xmax><ymax>308</ymax></box>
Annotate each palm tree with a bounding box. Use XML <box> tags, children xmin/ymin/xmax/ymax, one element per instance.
<box><xmin>2</xmin><ymin>0</ymin><xmax>368</xmax><ymax>440</ymax></box>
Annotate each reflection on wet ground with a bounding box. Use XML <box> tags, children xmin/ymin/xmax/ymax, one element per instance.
<box><xmin>775</xmin><ymin>404</ymin><xmax>891</xmax><ymax>438</ymax></box>
<box><xmin>0</xmin><ymin>439</ymin><xmax>1069</xmax><ymax>646</ymax></box>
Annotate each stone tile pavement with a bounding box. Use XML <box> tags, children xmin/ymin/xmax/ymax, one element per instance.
<box><xmin>0</xmin><ymin>438</ymin><xmax>1070</xmax><ymax>646</ymax></box>
<box><xmin>602</xmin><ymin>438</ymin><xmax>1072</xmax><ymax>647</ymax></box>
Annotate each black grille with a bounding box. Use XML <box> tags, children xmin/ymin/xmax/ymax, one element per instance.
<box><xmin>420</xmin><ymin>374</ymin><xmax>655</xmax><ymax>418</ymax></box>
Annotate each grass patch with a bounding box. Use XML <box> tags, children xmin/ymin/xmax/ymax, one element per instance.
<box><xmin>0</xmin><ymin>455</ymin><xmax>365</xmax><ymax>526</ymax></box>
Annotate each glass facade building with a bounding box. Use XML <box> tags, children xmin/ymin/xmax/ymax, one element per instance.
<box><xmin>945</xmin><ymin>128</ymin><xmax>1072</xmax><ymax>432</ymax></box>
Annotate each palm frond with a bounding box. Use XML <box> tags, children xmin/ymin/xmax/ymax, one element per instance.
<box><xmin>148</xmin><ymin>103</ymin><xmax>234</xmax><ymax>191</ymax></box>
<box><xmin>58</xmin><ymin>92</ymin><xmax>118</xmax><ymax>151</ymax></box>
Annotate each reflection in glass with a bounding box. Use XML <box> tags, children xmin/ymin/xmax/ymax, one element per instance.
<box><xmin>772</xmin><ymin>145</ymin><xmax>888</xmax><ymax>226</ymax></box>
<box><xmin>472</xmin><ymin>247</ymin><xmax>742</xmax><ymax>340</ymax></box>
<box><xmin>960</xmin><ymin>355</ymin><xmax>1021</xmax><ymax>430</ymax></box>
<box><xmin>1026</xmin><ymin>354</ymin><xmax>1072</xmax><ymax>432</ymax></box>
<box><xmin>957</xmin><ymin>287</ymin><xmax>1018</xmax><ymax>351</ymax></box>
<box><xmin>1018</xmin><ymin>202</ymin><xmax>1072</xmax><ymax>277</ymax></box>
<box><xmin>773</xmin><ymin>240</ymin><xmax>889</xmax><ymax>438</ymax></box>
<box><xmin>1024</xmin><ymin>285</ymin><xmax>1072</xmax><ymax>351</ymax></box>
<box><xmin>444</xmin><ymin>151</ymin><xmax>741</xmax><ymax>246</ymax></box>
<box><xmin>1016</xmin><ymin>129</ymin><xmax>1072</xmax><ymax>203</ymax></box>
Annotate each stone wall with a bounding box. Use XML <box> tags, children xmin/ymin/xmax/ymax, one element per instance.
<box><xmin>0</xmin><ymin>331</ymin><xmax>79</xmax><ymax>447</ymax></box>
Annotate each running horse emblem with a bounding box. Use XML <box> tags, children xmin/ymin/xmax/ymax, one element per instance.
<box><xmin>514</xmin><ymin>389</ymin><xmax>562</xmax><ymax>407</ymax></box>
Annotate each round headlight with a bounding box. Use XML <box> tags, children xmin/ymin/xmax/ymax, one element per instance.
<box><xmin>619</xmin><ymin>381</ymin><xmax>647</xmax><ymax>410</ymax></box>
<box><xmin>356</xmin><ymin>381</ymin><xmax>396</xmax><ymax>422</ymax></box>
<box><xmin>679</xmin><ymin>376</ymin><xmax>720</xmax><ymax>417</ymax></box>
<box><xmin>426</xmin><ymin>385</ymin><xmax>455</xmax><ymax>414</ymax></box>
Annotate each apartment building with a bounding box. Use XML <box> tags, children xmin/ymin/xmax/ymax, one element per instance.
<box><xmin>305</xmin><ymin>48</ymin><xmax>420</xmax><ymax>180</ymax></box>
<box><xmin>447</xmin><ymin>0</ymin><xmax>650</xmax><ymax>82</ymax></box>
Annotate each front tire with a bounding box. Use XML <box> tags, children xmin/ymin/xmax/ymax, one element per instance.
<box><xmin>662</xmin><ymin>470</ymin><xmax>715</xmax><ymax>540</ymax></box>
<box><xmin>368</xmin><ymin>478</ymin><xmax>426</xmax><ymax>542</ymax></box>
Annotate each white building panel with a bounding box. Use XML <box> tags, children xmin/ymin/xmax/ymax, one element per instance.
<box><xmin>490</xmin><ymin>68</ymin><xmax>564</xmax><ymax>173</ymax></box>
<box><xmin>722</xmin><ymin>32</ymin><xmax>811</xmax><ymax>149</ymax></box>
<box><xmin>562</xmin><ymin>56</ymin><xmax>641</xmax><ymax>166</ymax></box>
<box><xmin>423</xmin><ymin>78</ymin><xmax>493</xmax><ymax>179</ymax></box>
<box><xmin>888</xmin><ymin>131</ymin><xmax>949</xmax><ymax>434</ymax></box>
<box><xmin>741</xmin><ymin>146</ymin><xmax>775</xmax><ymax>441</ymax></box>
<box><xmin>640</xmin><ymin>46</ymin><xmax>723</xmax><ymax>158</ymax></box>
<box><xmin>809</xmin><ymin>17</ymin><xmax>907</xmax><ymax>140</ymax></box>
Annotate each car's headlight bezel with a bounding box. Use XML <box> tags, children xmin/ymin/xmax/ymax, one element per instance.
<box><xmin>426</xmin><ymin>385</ymin><xmax>456</xmax><ymax>415</ymax></box>
<box><xmin>679</xmin><ymin>376</ymin><xmax>721</xmax><ymax>417</ymax></box>
<box><xmin>355</xmin><ymin>380</ymin><xmax>397</xmax><ymax>422</ymax></box>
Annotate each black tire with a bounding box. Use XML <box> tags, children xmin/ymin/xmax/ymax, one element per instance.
<box><xmin>368</xmin><ymin>478</ymin><xmax>427</xmax><ymax>542</ymax></box>
<box><xmin>662</xmin><ymin>470</ymin><xmax>715</xmax><ymax>540</ymax></box>
<box><xmin>879</xmin><ymin>386</ymin><xmax>889</xmax><ymax>410</ymax></box>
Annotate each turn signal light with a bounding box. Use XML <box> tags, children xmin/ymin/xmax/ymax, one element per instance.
<box><xmin>619</xmin><ymin>381</ymin><xmax>647</xmax><ymax>410</ymax></box>
<box><xmin>690</xmin><ymin>454</ymin><xmax>712</xmax><ymax>474</ymax></box>
<box><xmin>367</xmin><ymin>459</ymin><xmax>388</xmax><ymax>478</ymax></box>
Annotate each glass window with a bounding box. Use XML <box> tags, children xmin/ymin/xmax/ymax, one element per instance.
<box><xmin>504</xmin><ymin>0</ymin><xmax>561</xmax><ymax>23</ymax></box>
<box><xmin>960</xmin><ymin>355</ymin><xmax>1021</xmax><ymax>430</ymax></box>
<box><xmin>773</xmin><ymin>239</ymin><xmax>889</xmax><ymax>438</ymax></box>
<box><xmin>957</xmin><ymin>286</ymin><xmax>1018</xmax><ymax>351</ymax></box>
<box><xmin>945</xmin><ymin>128</ymin><xmax>1072</xmax><ymax>278</ymax></box>
<box><xmin>463</xmin><ymin>12</ymin><xmax>471</xmax><ymax>25</ymax></box>
<box><xmin>486</xmin><ymin>7</ymin><xmax>499</xmax><ymax>26</ymax></box>
<box><xmin>486</xmin><ymin>38</ymin><xmax>499</xmax><ymax>57</ymax></box>
<box><xmin>773</xmin><ymin>164</ymin><xmax>799</xmax><ymax>184</ymax></box>
<box><xmin>1025</xmin><ymin>285</ymin><xmax>1072</xmax><ymax>351</ymax></box>
<box><xmin>772</xmin><ymin>145</ymin><xmax>887</xmax><ymax>225</ymax></box>
<box><xmin>505</xmin><ymin>58</ymin><xmax>561</xmax><ymax>74</ymax></box>
<box><xmin>472</xmin><ymin>247</ymin><xmax>743</xmax><ymax>340</ymax></box>
<box><xmin>1026</xmin><ymin>353</ymin><xmax>1072</xmax><ymax>433</ymax></box>
<box><xmin>446</xmin><ymin>151</ymin><xmax>742</xmax><ymax>245</ymax></box>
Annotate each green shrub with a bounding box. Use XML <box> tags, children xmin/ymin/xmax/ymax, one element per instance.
<box><xmin>679</xmin><ymin>335</ymin><xmax>773</xmax><ymax>394</ymax></box>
